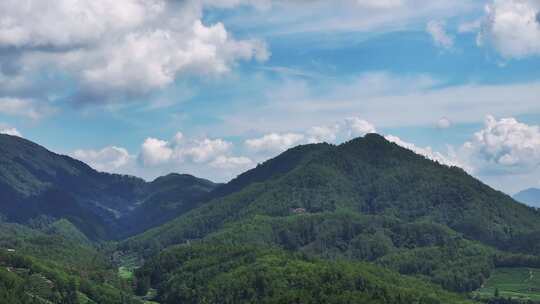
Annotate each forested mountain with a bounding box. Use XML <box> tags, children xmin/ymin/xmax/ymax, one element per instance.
<box><xmin>513</xmin><ymin>188</ymin><xmax>540</xmax><ymax>208</ymax></box>
<box><xmin>0</xmin><ymin>218</ymin><xmax>143</xmax><ymax>303</ymax></box>
<box><xmin>4</xmin><ymin>133</ymin><xmax>540</xmax><ymax>303</ymax></box>
<box><xmin>0</xmin><ymin>134</ymin><xmax>218</xmax><ymax>240</ymax></box>
<box><xmin>128</xmin><ymin>134</ymin><xmax>540</xmax><ymax>253</ymax></box>
<box><xmin>125</xmin><ymin>134</ymin><xmax>540</xmax><ymax>302</ymax></box>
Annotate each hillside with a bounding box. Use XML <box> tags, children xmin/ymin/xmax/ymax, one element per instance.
<box><xmin>0</xmin><ymin>134</ymin><xmax>218</xmax><ymax>240</ymax></box>
<box><xmin>129</xmin><ymin>134</ymin><xmax>540</xmax><ymax>253</ymax></box>
<box><xmin>125</xmin><ymin>134</ymin><xmax>540</xmax><ymax>300</ymax></box>
<box><xmin>513</xmin><ymin>188</ymin><xmax>540</xmax><ymax>208</ymax></box>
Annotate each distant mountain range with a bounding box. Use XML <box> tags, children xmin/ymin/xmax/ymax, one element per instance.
<box><xmin>513</xmin><ymin>188</ymin><xmax>540</xmax><ymax>208</ymax></box>
<box><xmin>0</xmin><ymin>134</ymin><xmax>218</xmax><ymax>240</ymax></box>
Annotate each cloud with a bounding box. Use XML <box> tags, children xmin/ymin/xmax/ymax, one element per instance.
<box><xmin>426</xmin><ymin>20</ymin><xmax>454</xmax><ymax>49</ymax></box>
<box><xmin>138</xmin><ymin>132</ymin><xmax>250</xmax><ymax>173</ymax></box>
<box><xmin>221</xmin><ymin>0</ymin><xmax>476</xmax><ymax>35</ymax></box>
<box><xmin>458</xmin><ymin>19</ymin><xmax>481</xmax><ymax>33</ymax></box>
<box><xmin>221</xmin><ymin>72</ymin><xmax>540</xmax><ymax>133</ymax></box>
<box><xmin>478</xmin><ymin>0</ymin><xmax>540</xmax><ymax>58</ymax></box>
<box><xmin>245</xmin><ymin>117</ymin><xmax>376</xmax><ymax>153</ymax></box>
<box><xmin>72</xmin><ymin>146</ymin><xmax>134</xmax><ymax>173</ymax></box>
<box><xmin>245</xmin><ymin>132</ymin><xmax>305</xmax><ymax>153</ymax></box>
<box><xmin>139</xmin><ymin>138</ymin><xmax>174</xmax><ymax>166</ymax></box>
<box><xmin>356</xmin><ymin>0</ymin><xmax>404</xmax><ymax>9</ymax></box>
<box><xmin>0</xmin><ymin>97</ymin><xmax>55</xmax><ymax>120</ymax></box>
<box><xmin>460</xmin><ymin>115</ymin><xmax>540</xmax><ymax>174</ymax></box>
<box><xmin>0</xmin><ymin>127</ymin><xmax>21</xmax><ymax>137</ymax></box>
<box><xmin>385</xmin><ymin>135</ymin><xmax>460</xmax><ymax>167</ymax></box>
<box><xmin>344</xmin><ymin>117</ymin><xmax>377</xmax><ymax>137</ymax></box>
<box><xmin>437</xmin><ymin>117</ymin><xmax>452</xmax><ymax>129</ymax></box>
<box><xmin>1</xmin><ymin>0</ymin><xmax>269</xmax><ymax>103</ymax></box>
<box><xmin>307</xmin><ymin>125</ymin><xmax>340</xmax><ymax>143</ymax></box>
<box><xmin>210</xmin><ymin>155</ymin><xmax>253</xmax><ymax>169</ymax></box>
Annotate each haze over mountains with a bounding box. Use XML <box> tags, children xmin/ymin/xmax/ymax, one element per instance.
<box><xmin>2</xmin><ymin>133</ymin><xmax>540</xmax><ymax>303</ymax></box>
<box><xmin>513</xmin><ymin>188</ymin><xmax>540</xmax><ymax>208</ymax></box>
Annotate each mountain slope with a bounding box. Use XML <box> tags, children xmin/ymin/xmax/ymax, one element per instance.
<box><xmin>513</xmin><ymin>188</ymin><xmax>540</xmax><ymax>208</ymax></box>
<box><xmin>0</xmin><ymin>134</ymin><xmax>218</xmax><ymax>240</ymax></box>
<box><xmin>135</xmin><ymin>243</ymin><xmax>475</xmax><ymax>304</ymax></box>
<box><xmin>130</xmin><ymin>134</ymin><xmax>540</xmax><ymax>253</ymax></box>
<box><xmin>126</xmin><ymin>134</ymin><xmax>540</xmax><ymax>299</ymax></box>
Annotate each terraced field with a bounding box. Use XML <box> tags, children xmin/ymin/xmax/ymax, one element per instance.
<box><xmin>474</xmin><ymin>267</ymin><xmax>540</xmax><ymax>301</ymax></box>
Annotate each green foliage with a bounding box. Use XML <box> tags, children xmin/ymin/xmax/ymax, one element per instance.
<box><xmin>0</xmin><ymin>134</ymin><xmax>218</xmax><ymax>240</ymax></box>
<box><xmin>136</xmin><ymin>243</ymin><xmax>475</xmax><ymax>304</ymax></box>
<box><xmin>474</xmin><ymin>268</ymin><xmax>540</xmax><ymax>302</ymax></box>
<box><xmin>129</xmin><ymin>134</ymin><xmax>540</xmax><ymax>257</ymax></box>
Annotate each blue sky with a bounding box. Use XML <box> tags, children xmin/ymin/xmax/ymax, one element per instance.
<box><xmin>1</xmin><ymin>0</ymin><xmax>540</xmax><ymax>194</ymax></box>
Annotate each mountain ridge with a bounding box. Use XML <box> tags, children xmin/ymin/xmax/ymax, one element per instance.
<box><xmin>0</xmin><ymin>133</ymin><xmax>219</xmax><ymax>240</ymax></box>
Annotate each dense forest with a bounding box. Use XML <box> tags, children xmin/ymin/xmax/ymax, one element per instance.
<box><xmin>3</xmin><ymin>133</ymin><xmax>540</xmax><ymax>303</ymax></box>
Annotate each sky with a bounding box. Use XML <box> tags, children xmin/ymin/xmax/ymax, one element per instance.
<box><xmin>1</xmin><ymin>0</ymin><xmax>540</xmax><ymax>194</ymax></box>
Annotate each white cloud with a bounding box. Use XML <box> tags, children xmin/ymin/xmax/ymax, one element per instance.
<box><xmin>458</xmin><ymin>19</ymin><xmax>481</xmax><ymax>33</ymax></box>
<box><xmin>72</xmin><ymin>146</ymin><xmax>134</xmax><ymax>173</ymax></box>
<box><xmin>0</xmin><ymin>97</ymin><xmax>55</xmax><ymax>120</ymax></box>
<box><xmin>245</xmin><ymin>132</ymin><xmax>305</xmax><ymax>153</ymax></box>
<box><xmin>356</xmin><ymin>0</ymin><xmax>404</xmax><ymax>9</ymax></box>
<box><xmin>221</xmin><ymin>72</ymin><xmax>540</xmax><ymax>133</ymax></box>
<box><xmin>222</xmin><ymin>0</ymin><xmax>477</xmax><ymax>35</ymax></box>
<box><xmin>181</xmin><ymin>138</ymin><xmax>232</xmax><ymax>163</ymax></box>
<box><xmin>245</xmin><ymin>117</ymin><xmax>376</xmax><ymax>154</ymax></box>
<box><xmin>478</xmin><ymin>0</ymin><xmax>540</xmax><ymax>58</ymax></box>
<box><xmin>437</xmin><ymin>117</ymin><xmax>452</xmax><ymax>129</ymax></box>
<box><xmin>1</xmin><ymin>0</ymin><xmax>269</xmax><ymax>102</ymax></box>
<box><xmin>344</xmin><ymin>117</ymin><xmax>377</xmax><ymax>137</ymax></box>
<box><xmin>307</xmin><ymin>125</ymin><xmax>340</xmax><ymax>143</ymax></box>
<box><xmin>385</xmin><ymin>135</ymin><xmax>460</xmax><ymax>167</ymax></box>
<box><xmin>426</xmin><ymin>20</ymin><xmax>454</xmax><ymax>49</ymax></box>
<box><xmin>140</xmin><ymin>138</ymin><xmax>174</xmax><ymax>166</ymax></box>
<box><xmin>0</xmin><ymin>127</ymin><xmax>21</xmax><ymax>137</ymax></box>
<box><xmin>460</xmin><ymin>115</ymin><xmax>540</xmax><ymax>174</ymax></box>
<box><xmin>210</xmin><ymin>155</ymin><xmax>253</xmax><ymax>169</ymax></box>
<box><xmin>138</xmin><ymin>132</ymin><xmax>251</xmax><ymax>175</ymax></box>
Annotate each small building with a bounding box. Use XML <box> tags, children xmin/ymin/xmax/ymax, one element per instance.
<box><xmin>291</xmin><ymin>208</ymin><xmax>307</xmax><ymax>214</ymax></box>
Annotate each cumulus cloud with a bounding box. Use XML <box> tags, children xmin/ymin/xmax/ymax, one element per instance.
<box><xmin>245</xmin><ymin>117</ymin><xmax>377</xmax><ymax>153</ymax></box>
<box><xmin>0</xmin><ymin>0</ymin><xmax>269</xmax><ymax>103</ymax></box>
<box><xmin>138</xmin><ymin>132</ymin><xmax>250</xmax><ymax>171</ymax></box>
<box><xmin>426</xmin><ymin>20</ymin><xmax>454</xmax><ymax>49</ymax></box>
<box><xmin>478</xmin><ymin>0</ymin><xmax>540</xmax><ymax>58</ymax></box>
<box><xmin>72</xmin><ymin>146</ymin><xmax>134</xmax><ymax>173</ymax></box>
<box><xmin>344</xmin><ymin>117</ymin><xmax>377</xmax><ymax>137</ymax></box>
<box><xmin>245</xmin><ymin>133</ymin><xmax>305</xmax><ymax>153</ymax></box>
<box><xmin>307</xmin><ymin>125</ymin><xmax>340</xmax><ymax>143</ymax></box>
<box><xmin>139</xmin><ymin>138</ymin><xmax>174</xmax><ymax>166</ymax></box>
<box><xmin>460</xmin><ymin>115</ymin><xmax>540</xmax><ymax>174</ymax></box>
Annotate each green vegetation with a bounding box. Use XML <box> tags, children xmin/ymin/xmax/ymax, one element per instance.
<box><xmin>0</xmin><ymin>134</ymin><xmax>218</xmax><ymax>240</ymax></box>
<box><xmin>5</xmin><ymin>133</ymin><xmax>540</xmax><ymax>303</ymax></box>
<box><xmin>474</xmin><ymin>268</ymin><xmax>540</xmax><ymax>301</ymax></box>
<box><xmin>136</xmin><ymin>243</ymin><xmax>475</xmax><ymax>304</ymax></box>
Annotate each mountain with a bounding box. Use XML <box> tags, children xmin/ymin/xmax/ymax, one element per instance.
<box><xmin>0</xmin><ymin>218</ymin><xmax>145</xmax><ymax>304</ymax></box>
<box><xmin>126</xmin><ymin>134</ymin><xmax>540</xmax><ymax>301</ymax></box>
<box><xmin>130</xmin><ymin>134</ymin><xmax>540</xmax><ymax>253</ymax></box>
<box><xmin>0</xmin><ymin>134</ymin><xmax>218</xmax><ymax>240</ymax></box>
<box><xmin>513</xmin><ymin>188</ymin><xmax>540</xmax><ymax>208</ymax></box>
